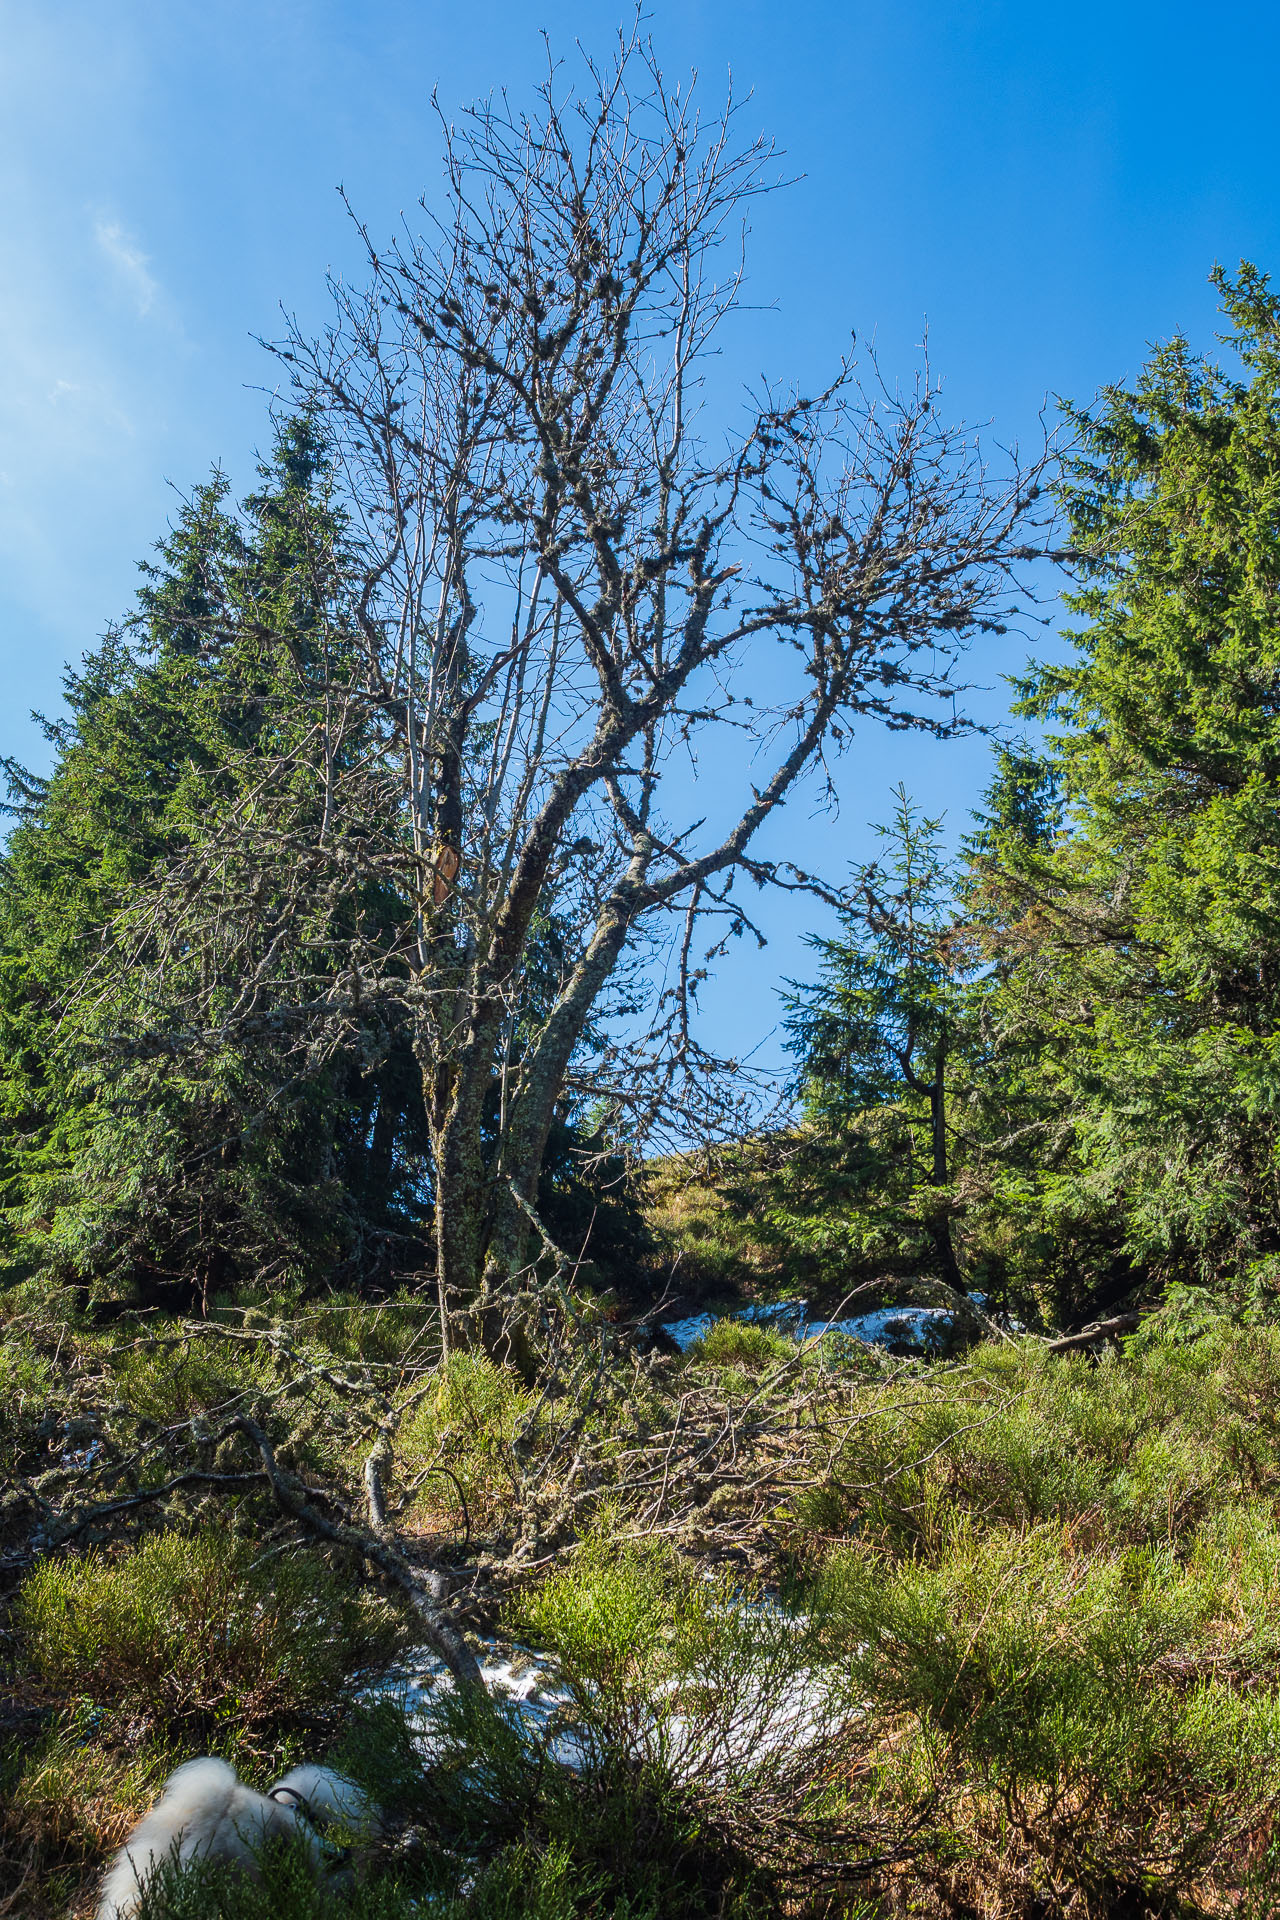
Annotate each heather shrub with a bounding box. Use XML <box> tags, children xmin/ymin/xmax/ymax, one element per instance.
<box><xmin>17</xmin><ymin>1529</ymin><xmax>403</xmax><ymax>1740</ymax></box>
<box><xmin>0</xmin><ymin>1713</ymin><xmax>170</xmax><ymax>1920</ymax></box>
<box><xmin>132</xmin><ymin>1836</ymin><xmax>428</xmax><ymax>1920</ymax></box>
<box><xmin>501</xmin><ymin>1538</ymin><xmax>866</xmax><ymax>1905</ymax></box>
<box><xmin>813</xmin><ymin>1499</ymin><xmax>1280</xmax><ymax>1904</ymax></box>
<box><xmin>108</xmin><ymin>1335</ymin><xmax>275</xmax><ymax>1423</ymax></box>
<box><xmin>790</xmin><ymin>1319</ymin><xmax>1280</xmax><ymax>1555</ymax></box>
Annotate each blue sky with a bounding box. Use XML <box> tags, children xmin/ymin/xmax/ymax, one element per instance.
<box><xmin>4</xmin><ymin>0</ymin><xmax>1280</xmax><ymax>1066</ymax></box>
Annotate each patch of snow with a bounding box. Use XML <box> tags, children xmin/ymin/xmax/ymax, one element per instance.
<box><xmin>661</xmin><ymin>1313</ymin><xmax>717</xmax><ymax>1351</ymax></box>
<box><xmin>811</xmin><ymin>1305</ymin><xmax>961</xmax><ymax>1352</ymax></box>
<box><xmin>367</xmin><ymin>1614</ymin><xmax>849</xmax><ymax>1783</ymax></box>
<box><xmin>663</xmin><ymin>1296</ymin><xmax>964</xmax><ymax>1355</ymax></box>
<box><xmin>370</xmin><ymin>1640</ymin><xmax>585</xmax><ymax>1764</ymax></box>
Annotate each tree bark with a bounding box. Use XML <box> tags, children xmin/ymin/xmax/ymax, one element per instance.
<box><xmin>928</xmin><ymin>1039</ymin><xmax>967</xmax><ymax>1296</ymax></box>
<box><xmin>1046</xmin><ymin>1312</ymin><xmax>1143</xmax><ymax>1354</ymax></box>
<box><xmin>429</xmin><ymin>1058</ymin><xmax>495</xmax><ymax>1356</ymax></box>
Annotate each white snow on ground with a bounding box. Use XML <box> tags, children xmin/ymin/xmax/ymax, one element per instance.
<box><xmin>817</xmin><ymin>1305</ymin><xmax>961</xmax><ymax>1350</ymax></box>
<box><xmin>661</xmin><ymin>1313</ymin><xmax>719</xmax><ymax>1349</ymax></box>
<box><xmin>661</xmin><ymin>1297</ymin><xmax>966</xmax><ymax>1354</ymax></box>
<box><xmin>372</xmin><ymin>1640</ymin><xmax>588</xmax><ymax>1767</ymax></box>
<box><xmin>369</xmin><ymin>1613</ymin><xmax>846</xmax><ymax>1783</ymax></box>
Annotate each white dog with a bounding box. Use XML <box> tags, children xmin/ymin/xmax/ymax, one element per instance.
<box><xmin>96</xmin><ymin>1757</ymin><xmax>380</xmax><ymax>1918</ymax></box>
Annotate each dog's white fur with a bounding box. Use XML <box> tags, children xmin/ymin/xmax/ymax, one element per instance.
<box><xmin>96</xmin><ymin>1757</ymin><xmax>374</xmax><ymax>1918</ymax></box>
<box><xmin>269</xmin><ymin>1763</ymin><xmax>382</xmax><ymax>1837</ymax></box>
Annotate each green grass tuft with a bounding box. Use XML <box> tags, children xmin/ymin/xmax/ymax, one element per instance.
<box><xmin>683</xmin><ymin>1317</ymin><xmax>796</xmax><ymax>1372</ymax></box>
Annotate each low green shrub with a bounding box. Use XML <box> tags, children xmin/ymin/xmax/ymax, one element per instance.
<box><xmin>133</xmin><ymin>1834</ymin><xmax>430</xmax><ymax>1919</ymax></box>
<box><xmin>517</xmin><ymin>1536</ymin><xmax>681</xmax><ymax>1697</ymax></box>
<box><xmin>408</xmin><ymin>1684</ymin><xmax>774</xmax><ymax>1919</ymax></box>
<box><xmin>789</xmin><ymin>1319</ymin><xmax>1280</xmax><ymax>1557</ymax></box>
<box><xmin>506</xmin><ymin>1537</ymin><xmax>870</xmax><ymax>1905</ymax></box>
<box><xmin>108</xmin><ymin>1335</ymin><xmax>275</xmax><ymax>1424</ymax></box>
<box><xmin>133</xmin><ymin>1834</ymin><xmax>633</xmax><ymax>1920</ymax></box>
<box><xmin>0</xmin><ymin>1709</ymin><xmax>176</xmax><ymax>1920</ymax></box>
<box><xmin>683</xmin><ymin>1318</ymin><xmax>795</xmax><ymax>1373</ymax></box>
<box><xmin>0</xmin><ymin>1344</ymin><xmax>56</xmax><ymax>1493</ymax></box>
<box><xmin>441</xmin><ymin>1842</ymin><xmax>603</xmax><ymax>1920</ymax></box>
<box><xmin>17</xmin><ymin>1529</ymin><xmax>403</xmax><ymax>1742</ymax></box>
<box><xmin>816</xmin><ymin>1512</ymin><xmax>1280</xmax><ymax>1906</ymax></box>
<box><xmin>396</xmin><ymin>1352</ymin><xmax>539</xmax><ymax>1534</ymax></box>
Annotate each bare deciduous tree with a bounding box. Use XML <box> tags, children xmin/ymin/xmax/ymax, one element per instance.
<box><xmin>104</xmin><ymin>27</ymin><xmax>1043</xmax><ymax>1349</ymax></box>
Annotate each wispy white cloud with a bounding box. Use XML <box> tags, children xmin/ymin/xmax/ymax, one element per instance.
<box><xmin>94</xmin><ymin>216</ymin><xmax>158</xmax><ymax>315</ymax></box>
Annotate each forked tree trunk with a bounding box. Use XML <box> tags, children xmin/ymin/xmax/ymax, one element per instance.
<box><xmin>271</xmin><ymin>39</ymin><xmax>1038</xmax><ymax>1361</ymax></box>
<box><xmin>427</xmin><ymin>877</ymin><xmax>640</xmax><ymax>1362</ymax></box>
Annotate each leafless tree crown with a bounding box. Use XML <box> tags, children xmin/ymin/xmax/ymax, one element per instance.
<box><xmin>97</xmin><ymin>27</ymin><xmax>1043</xmax><ymax>1342</ymax></box>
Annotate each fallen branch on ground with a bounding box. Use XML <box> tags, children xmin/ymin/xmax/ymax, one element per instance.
<box><xmin>1046</xmin><ymin>1312</ymin><xmax>1143</xmax><ymax>1355</ymax></box>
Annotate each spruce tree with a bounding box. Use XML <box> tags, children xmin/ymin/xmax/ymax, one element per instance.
<box><xmin>973</xmin><ymin>265</ymin><xmax>1280</xmax><ymax>1303</ymax></box>
<box><xmin>783</xmin><ymin>788</ymin><xmax>975</xmax><ymax>1292</ymax></box>
<box><xmin>0</xmin><ymin>423</ymin><xmax>428</xmax><ymax>1304</ymax></box>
